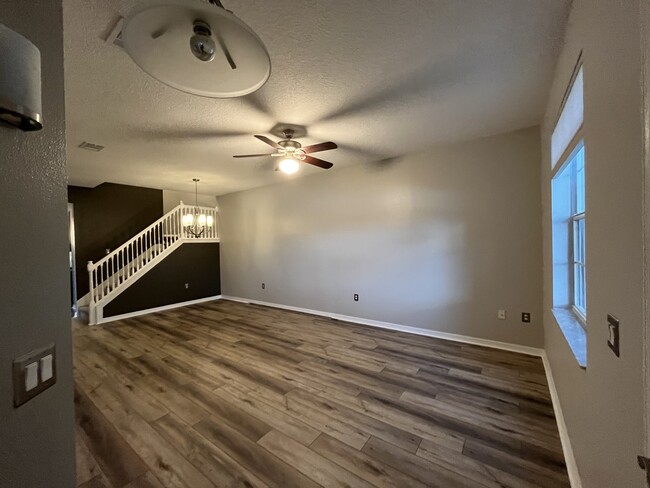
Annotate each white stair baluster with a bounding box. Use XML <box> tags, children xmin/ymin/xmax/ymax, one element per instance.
<box><xmin>86</xmin><ymin>203</ymin><xmax>219</xmax><ymax>325</ymax></box>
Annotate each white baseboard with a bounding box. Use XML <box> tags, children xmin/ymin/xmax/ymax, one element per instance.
<box><xmin>98</xmin><ymin>295</ymin><xmax>222</xmax><ymax>324</ymax></box>
<box><xmin>541</xmin><ymin>352</ymin><xmax>582</xmax><ymax>488</ymax></box>
<box><xmin>220</xmin><ymin>295</ymin><xmax>544</xmax><ymax>357</ymax></box>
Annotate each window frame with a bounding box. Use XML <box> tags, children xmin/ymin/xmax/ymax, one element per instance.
<box><xmin>571</xmin><ymin>212</ymin><xmax>586</xmax><ymax>321</ymax></box>
<box><xmin>552</xmin><ymin>134</ymin><xmax>587</xmax><ymax>327</ymax></box>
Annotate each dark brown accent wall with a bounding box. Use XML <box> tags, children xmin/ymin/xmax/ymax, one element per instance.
<box><xmin>104</xmin><ymin>243</ymin><xmax>221</xmax><ymax>318</ymax></box>
<box><xmin>68</xmin><ymin>183</ymin><xmax>164</xmax><ymax>297</ymax></box>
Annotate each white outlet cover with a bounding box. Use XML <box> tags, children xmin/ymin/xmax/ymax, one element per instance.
<box><xmin>497</xmin><ymin>310</ymin><xmax>506</xmax><ymax>320</ymax></box>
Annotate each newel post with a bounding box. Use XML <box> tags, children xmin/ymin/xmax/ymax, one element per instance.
<box><xmin>87</xmin><ymin>261</ymin><xmax>94</xmax><ymax>305</ymax></box>
<box><xmin>179</xmin><ymin>201</ymin><xmax>185</xmax><ymax>240</ymax></box>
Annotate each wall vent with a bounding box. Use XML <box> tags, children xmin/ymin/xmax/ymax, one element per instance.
<box><xmin>78</xmin><ymin>141</ymin><xmax>105</xmax><ymax>152</ymax></box>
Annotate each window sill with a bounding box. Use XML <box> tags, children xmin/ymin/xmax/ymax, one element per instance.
<box><xmin>552</xmin><ymin>308</ymin><xmax>587</xmax><ymax>368</ymax></box>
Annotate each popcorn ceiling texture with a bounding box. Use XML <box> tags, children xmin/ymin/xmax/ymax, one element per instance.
<box><xmin>63</xmin><ymin>0</ymin><xmax>570</xmax><ymax>196</ymax></box>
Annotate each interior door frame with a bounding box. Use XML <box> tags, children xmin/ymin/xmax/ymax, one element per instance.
<box><xmin>642</xmin><ymin>0</ymin><xmax>650</xmax><ymax>469</ymax></box>
<box><xmin>68</xmin><ymin>202</ymin><xmax>78</xmax><ymax>317</ymax></box>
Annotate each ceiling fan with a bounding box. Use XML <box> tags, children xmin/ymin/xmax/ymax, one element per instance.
<box><xmin>234</xmin><ymin>129</ymin><xmax>337</xmax><ymax>174</ymax></box>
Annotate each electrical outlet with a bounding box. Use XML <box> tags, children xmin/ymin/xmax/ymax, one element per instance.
<box><xmin>354</xmin><ymin>294</ymin><xmax>359</xmax><ymax>302</ymax></box>
<box><xmin>184</xmin><ymin>283</ymin><xmax>189</xmax><ymax>289</ymax></box>
<box><xmin>607</xmin><ymin>314</ymin><xmax>620</xmax><ymax>357</ymax></box>
<box><xmin>522</xmin><ymin>312</ymin><xmax>531</xmax><ymax>323</ymax></box>
<box><xmin>262</xmin><ymin>283</ymin><xmax>266</xmax><ymax>290</ymax></box>
<box><xmin>497</xmin><ymin>310</ymin><xmax>506</xmax><ymax>320</ymax></box>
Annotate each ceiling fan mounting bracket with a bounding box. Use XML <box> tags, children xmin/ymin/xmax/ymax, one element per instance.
<box><xmin>270</xmin><ymin>123</ymin><xmax>307</xmax><ymax>139</ymax></box>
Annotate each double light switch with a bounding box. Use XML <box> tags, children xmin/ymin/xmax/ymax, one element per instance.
<box><xmin>24</xmin><ymin>354</ymin><xmax>54</xmax><ymax>392</ymax></box>
<box><xmin>13</xmin><ymin>344</ymin><xmax>56</xmax><ymax>407</ymax></box>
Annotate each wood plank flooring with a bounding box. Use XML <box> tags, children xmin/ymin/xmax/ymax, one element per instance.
<box><xmin>73</xmin><ymin>300</ymin><xmax>569</xmax><ymax>488</ymax></box>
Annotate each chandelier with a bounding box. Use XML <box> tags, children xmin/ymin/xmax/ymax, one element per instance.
<box><xmin>182</xmin><ymin>178</ymin><xmax>213</xmax><ymax>237</ymax></box>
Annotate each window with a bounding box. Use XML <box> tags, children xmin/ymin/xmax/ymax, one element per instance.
<box><xmin>564</xmin><ymin>143</ymin><xmax>586</xmax><ymax>318</ymax></box>
<box><xmin>551</xmin><ymin>64</ymin><xmax>586</xmax><ymax>326</ymax></box>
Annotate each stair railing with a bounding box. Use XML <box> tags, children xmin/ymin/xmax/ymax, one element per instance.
<box><xmin>86</xmin><ymin>203</ymin><xmax>218</xmax><ymax>317</ymax></box>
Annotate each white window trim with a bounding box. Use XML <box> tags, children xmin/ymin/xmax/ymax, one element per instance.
<box><xmin>571</xmin><ymin>211</ymin><xmax>586</xmax><ymax>323</ymax></box>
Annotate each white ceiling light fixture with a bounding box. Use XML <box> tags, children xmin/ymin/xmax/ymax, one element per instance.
<box><xmin>278</xmin><ymin>158</ymin><xmax>300</xmax><ymax>175</ymax></box>
<box><xmin>121</xmin><ymin>0</ymin><xmax>271</xmax><ymax>98</ymax></box>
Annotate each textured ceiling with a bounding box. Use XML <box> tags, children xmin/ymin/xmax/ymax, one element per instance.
<box><xmin>63</xmin><ymin>0</ymin><xmax>570</xmax><ymax>196</ymax></box>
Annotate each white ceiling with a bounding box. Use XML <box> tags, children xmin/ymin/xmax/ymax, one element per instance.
<box><xmin>63</xmin><ymin>0</ymin><xmax>570</xmax><ymax>196</ymax></box>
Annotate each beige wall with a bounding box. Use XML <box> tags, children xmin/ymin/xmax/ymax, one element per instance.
<box><xmin>163</xmin><ymin>189</ymin><xmax>218</xmax><ymax>213</ymax></box>
<box><xmin>218</xmin><ymin>127</ymin><xmax>544</xmax><ymax>348</ymax></box>
<box><xmin>0</xmin><ymin>1</ymin><xmax>76</xmax><ymax>486</ymax></box>
<box><xmin>541</xmin><ymin>0</ymin><xmax>645</xmax><ymax>486</ymax></box>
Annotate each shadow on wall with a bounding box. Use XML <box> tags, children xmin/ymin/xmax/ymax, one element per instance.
<box><xmin>218</xmin><ymin>127</ymin><xmax>543</xmax><ymax>347</ymax></box>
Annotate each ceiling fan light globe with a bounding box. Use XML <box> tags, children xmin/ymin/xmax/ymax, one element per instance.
<box><xmin>279</xmin><ymin>158</ymin><xmax>300</xmax><ymax>175</ymax></box>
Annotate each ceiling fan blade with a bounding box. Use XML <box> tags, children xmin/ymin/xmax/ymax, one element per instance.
<box><xmin>302</xmin><ymin>141</ymin><xmax>338</xmax><ymax>154</ymax></box>
<box><xmin>302</xmin><ymin>155</ymin><xmax>334</xmax><ymax>169</ymax></box>
<box><xmin>233</xmin><ymin>153</ymin><xmax>274</xmax><ymax>158</ymax></box>
<box><xmin>254</xmin><ymin>135</ymin><xmax>282</xmax><ymax>149</ymax></box>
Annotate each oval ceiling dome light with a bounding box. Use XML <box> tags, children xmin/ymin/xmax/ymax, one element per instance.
<box><xmin>121</xmin><ymin>0</ymin><xmax>271</xmax><ymax>98</ymax></box>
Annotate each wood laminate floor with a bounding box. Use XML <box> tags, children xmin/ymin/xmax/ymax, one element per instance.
<box><xmin>73</xmin><ymin>300</ymin><xmax>569</xmax><ymax>488</ymax></box>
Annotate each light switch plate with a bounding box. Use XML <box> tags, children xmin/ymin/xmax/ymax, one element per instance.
<box><xmin>13</xmin><ymin>343</ymin><xmax>56</xmax><ymax>407</ymax></box>
<box><xmin>607</xmin><ymin>314</ymin><xmax>620</xmax><ymax>357</ymax></box>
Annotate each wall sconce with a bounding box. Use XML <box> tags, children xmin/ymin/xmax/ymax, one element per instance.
<box><xmin>0</xmin><ymin>24</ymin><xmax>42</xmax><ymax>131</ymax></box>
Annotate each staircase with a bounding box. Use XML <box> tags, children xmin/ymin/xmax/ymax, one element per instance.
<box><xmin>86</xmin><ymin>203</ymin><xmax>219</xmax><ymax>325</ymax></box>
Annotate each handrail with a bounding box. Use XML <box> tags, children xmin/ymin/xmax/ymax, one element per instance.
<box><xmin>86</xmin><ymin>203</ymin><xmax>218</xmax><ymax>315</ymax></box>
<box><xmin>91</xmin><ymin>203</ymin><xmax>217</xmax><ymax>269</ymax></box>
